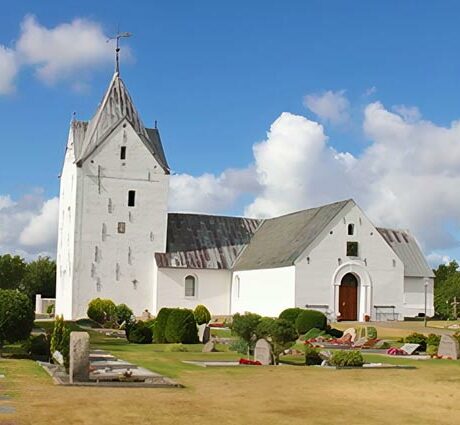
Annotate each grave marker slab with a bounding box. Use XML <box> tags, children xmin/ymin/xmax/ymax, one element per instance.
<box><xmin>202</xmin><ymin>341</ymin><xmax>216</xmax><ymax>353</ymax></box>
<box><xmin>69</xmin><ymin>331</ymin><xmax>90</xmax><ymax>383</ymax></box>
<box><xmin>254</xmin><ymin>338</ymin><xmax>272</xmax><ymax>365</ymax></box>
<box><xmin>198</xmin><ymin>324</ymin><xmax>211</xmax><ymax>344</ymax></box>
<box><xmin>438</xmin><ymin>335</ymin><xmax>460</xmax><ymax>359</ymax></box>
<box><xmin>400</xmin><ymin>343</ymin><xmax>420</xmax><ymax>355</ymax></box>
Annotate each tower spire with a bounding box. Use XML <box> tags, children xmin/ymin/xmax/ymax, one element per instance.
<box><xmin>108</xmin><ymin>31</ymin><xmax>132</xmax><ymax>74</ymax></box>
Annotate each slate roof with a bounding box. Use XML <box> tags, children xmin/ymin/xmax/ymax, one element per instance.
<box><xmin>71</xmin><ymin>72</ymin><xmax>169</xmax><ymax>173</ymax></box>
<box><xmin>377</xmin><ymin>228</ymin><xmax>435</xmax><ymax>278</ymax></box>
<box><xmin>154</xmin><ymin>213</ymin><xmax>261</xmax><ymax>269</ymax></box>
<box><xmin>233</xmin><ymin>200</ymin><xmax>352</xmax><ymax>270</ymax></box>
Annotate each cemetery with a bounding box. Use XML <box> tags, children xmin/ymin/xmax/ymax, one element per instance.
<box><xmin>1</xmin><ymin>296</ymin><xmax>460</xmax><ymax>424</ymax></box>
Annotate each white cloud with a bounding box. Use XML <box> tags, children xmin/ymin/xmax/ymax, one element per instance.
<box><xmin>0</xmin><ymin>192</ymin><xmax>58</xmax><ymax>259</ymax></box>
<box><xmin>169</xmin><ymin>167</ymin><xmax>259</xmax><ymax>214</ymax></box>
<box><xmin>392</xmin><ymin>104</ymin><xmax>421</xmax><ymax>123</ymax></box>
<box><xmin>19</xmin><ymin>197</ymin><xmax>59</xmax><ymax>248</ymax></box>
<box><xmin>0</xmin><ymin>15</ymin><xmax>116</xmax><ymax>95</ymax></box>
<box><xmin>364</xmin><ymin>86</ymin><xmax>377</xmax><ymax>97</ymax></box>
<box><xmin>426</xmin><ymin>253</ymin><xmax>451</xmax><ymax>268</ymax></box>
<box><xmin>168</xmin><ymin>102</ymin><xmax>460</xmax><ymax>259</ymax></box>
<box><xmin>0</xmin><ymin>46</ymin><xmax>18</xmax><ymax>94</ymax></box>
<box><xmin>303</xmin><ymin>90</ymin><xmax>350</xmax><ymax>125</ymax></box>
<box><xmin>16</xmin><ymin>15</ymin><xmax>113</xmax><ymax>84</ymax></box>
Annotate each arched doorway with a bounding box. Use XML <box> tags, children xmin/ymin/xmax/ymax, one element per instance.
<box><xmin>339</xmin><ymin>273</ymin><xmax>358</xmax><ymax>321</ymax></box>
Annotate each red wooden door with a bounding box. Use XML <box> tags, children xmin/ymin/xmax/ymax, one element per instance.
<box><xmin>339</xmin><ymin>273</ymin><xmax>358</xmax><ymax>321</ymax></box>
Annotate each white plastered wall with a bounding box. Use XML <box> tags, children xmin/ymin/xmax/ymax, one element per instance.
<box><xmin>294</xmin><ymin>202</ymin><xmax>405</xmax><ymax>321</ymax></box>
<box><xmin>57</xmin><ymin>120</ymin><xmax>169</xmax><ymax>319</ymax></box>
<box><xmin>156</xmin><ymin>268</ymin><xmax>232</xmax><ymax>315</ymax></box>
<box><xmin>403</xmin><ymin>277</ymin><xmax>434</xmax><ymax>317</ymax></box>
<box><xmin>231</xmin><ymin>266</ymin><xmax>296</xmax><ymax>317</ymax></box>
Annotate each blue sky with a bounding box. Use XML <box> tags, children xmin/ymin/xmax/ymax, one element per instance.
<box><xmin>1</xmin><ymin>1</ymin><xmax>460</xmax><ymax>264</ymax></box>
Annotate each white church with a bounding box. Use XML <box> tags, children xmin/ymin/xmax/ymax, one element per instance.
<box><xmin>55</xmin><ymin>71</ymin><xmax>435</xmax><ymax>322</ymax></box>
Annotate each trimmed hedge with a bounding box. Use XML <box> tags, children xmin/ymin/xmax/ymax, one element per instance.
<box><xmin>304</xmin><ymin>345</ymin><xmax>322</xmax><ymax>366</ymax></box>
<box><xmin>115</xmin><ymin>303</ymin><xmax>134</xmax><ymax>326</ymax></box>
<box><xmin>279</xmin><ymin>308</ymin><xmax>303</xmax><ymax>326</ymax></box>
<box><xmin>194</xmin><ymin>305</ymin><xmax>211</xmax><ymax>325</ymax></box>
<box><xmin>295</xmin><ymin>310</ymin><xmax>327</xmax><ymax>335</ymax></box>
<box><xmin>165</xmin><ymin>308</ymin><xmax>199</xmax><ymax>344</ymax></box>
<box><xmin>127</xmin><ymin>321</ymin><xmax>153</xmax><ymax>344</ymax></box>
<box><xmin>153</xmin><ymin>308</ymin><xmax>173</xmax><ymax>343</ymax></box>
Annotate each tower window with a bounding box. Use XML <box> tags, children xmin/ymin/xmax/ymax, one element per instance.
<box><xmin>185</xmin><ymin>275</ymin><xmax>196</xmax><ymax>297</ymax></box>
<box><xmin>348</xmin><ymin>224</ymin><xmax>355</xmax><ymax>235</ymax></box>
<box><xmin>120</xmin><ymin>146</ymin><xmax>126</xmax><ymax>160</ymax></box>
<box><xmin>118</xmin><ymin>222</ymin><xmax>126</xmax><ymax>233</ymax></box>
<box><xmin>128</xmin><ymin>190</ymin><xmax>136</xmax><ymax>207</ymax></box>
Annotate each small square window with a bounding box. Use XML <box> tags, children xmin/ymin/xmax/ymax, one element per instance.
<box><xmin>120</xmin><ymin>146</ymin><xmax>126</xmax><ymax>160</ymax></box>
<box><xmin>118</xmin><ymin>222</ymin><xmax>126</xmax><ymax>234</ymax></box>
<box><xmin>347</xmin><ymin>241</ymin><xmax>359</xmax><ymax>257</ymax></box>
<box><xmin>128</xmin><ymin>190</ymin><xmax>136</xmax><ymax>207</ymax></box>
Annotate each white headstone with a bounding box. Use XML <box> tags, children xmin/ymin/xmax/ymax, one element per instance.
<box><xmin>437</xmin><ymin>335</ymin><xmax>460</xmax><ymax>359</ymax></box>
<box><xmin>254</xmin><ymin>339</ymin><xmax>272</xmax><ymax>365</ymax></box>
<box><xmin>400</xmin><ymin>343</ymin><xmax>420</xmax><ymax>355</ymax></box>
<box><xmin>197</xmin><ymin>324</ymin><xmax>211</xmax><ymax>343</ymax></box>
<box><xmin>69</xmin><ymin>332</ymin><xmax>90</xmax><ymax>383</ymax></box>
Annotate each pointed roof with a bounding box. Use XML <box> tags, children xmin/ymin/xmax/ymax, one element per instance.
<box><xmin>233</xmin><ymin>200</ymin><xmax>352</xmax><ymax>270</ymax></box>
<box><xmin>74</xmin><ymin>72</ymin><xmax>169</xmax><ymax>173</ymax></box>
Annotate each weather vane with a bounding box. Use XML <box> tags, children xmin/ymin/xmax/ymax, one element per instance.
<box><xmin>107</xmin><ymin>31</ymin><xmax>132</xmax><ymax>73</ymax></box>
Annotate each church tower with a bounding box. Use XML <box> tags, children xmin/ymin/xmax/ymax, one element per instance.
<box><xmin>55</xmin><ymin>72</ymin><xmax>170</xmax><ymax>319</ymax></box>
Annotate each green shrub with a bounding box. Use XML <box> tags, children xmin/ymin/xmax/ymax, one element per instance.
<box><xmin>255</xmin><ymin>317</ymin><xmax>276</xmax><ymax>340</ymax></box>
<box><xmin>231</xmin><ymin>312</ymin><xmax>261</xmax><ymax>344</ymax></box>
<box><xmin>326</xmin><ymin>327</ymin><xmax>344</xmax><ymax>338</ymax></box>
<box><xmin>46</xmin><ymin>304</ymin><xmax>55</xmax><ymax>315</ymax></box>
<box><xmin>165</xmin><ymin>343</ymin><xmax>189</xmax><ymax>352</ymax></box>
<box><xmin>404</xmin><ymin>332</ymin><xmax>427</xmax><ymax>351</ymax></box>
<box><xmin>194</xmin><ymin>305</ymin><xmax>211</xmax><ymax>325</ymax></box>
<box><xmin>165</xmin><ymin>309</ymin><xmax>199</xmax><ymax>344</ymax></box>
<box><xmin>153</xmin><ymin>308</ymin><xmax>173</xmax><ymax>343</ymax></box>
<box><xmin>229</xmin><ymin>338</ymin><xmax>249</xmax><ymax>354</ymax></box>
<box><xmin>50</xmin><ymin>316</ymin><xmax>70</xmax><ymax>370</ymax></box>
<box><xmin>330</xmin><ymin>350</ymin><xmax>364</xmax><ymax>367</ymax></box>
<box><xmin>115</xmin><ymin>303</ymin><xmax>134</xmax><ymax>327</ymax></box>
<box><xmin>279</xmin><ymin>308</ymin><xmax>303</xmax><ymax>326</ymax></box>
<box><xmin>23</xmin><ymin>334</ymin><xmax>50</xmax><ymax>357</ymax></box>
<box><xmin>127</xmin><ymin>321</ymin><xmax>153</xmax><ymax>344</ymax></box>
<box><xmin>426</xmin><ymin>333</ymin><xmax>441</xmax><ymax>347</ymax></box>
<box><xmin>367</xmin><ymin>326</ymin><xmax>377</xmax><ymax>339</ymax></box>
<box><xmin>0</xmin><ymin>289</ymin><xmax>35</xmax><ymax>346</ymax></box>
<box><xmin>426</xmin><ymin>345</ymin><xmax>438</xmax><ymax>356</ymax></box>
<box><xmin>295</xmin><ymin>310</ymin><xmax>327</xmax><ymax>335</ymax></box>
<box><xmin>270</xmin><ymin>319</ymin><xmax>297</xmax><ymax>363</ymax></box>
<box><xmin>304</xmin><ymin>345</ymin><xmax>322</xmax><ymax>366</ymax></box>
<box><xmin>87</xmin><ymin>298</ymin><xmax>117</xmax><ymax>325</ymax></box>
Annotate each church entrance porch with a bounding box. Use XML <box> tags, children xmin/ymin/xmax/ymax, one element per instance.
<box><xmin>338</xmin><ymin>273</ymin><xmax>358</xmax><ymax>321</ymax></box>
<box><xmin>331</xmin><ymin>261</ymin><xmax>372</xmax><ymax>322</ymax></box>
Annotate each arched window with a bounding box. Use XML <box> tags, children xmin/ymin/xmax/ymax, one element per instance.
<box><xmin>185</xmin><ymin>275</ymin><xmax>196</xmax><ymax>297</ymax></box>
<box><xmin>234</xmin><ymin>275</ymin><xmax>240</xmax><ymax>298</ymax></box>
<box><xmin>348</xmin><ymin>223</ymin><xmax>355</xmax><ymax>236</ymax></box>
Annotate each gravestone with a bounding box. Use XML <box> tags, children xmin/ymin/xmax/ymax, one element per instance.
<box><xmin>202</xmin><ymin>341</ymin><xmax>216</xmax><ymax>353</ymax></box>
<box><xmin>198</xmin><ymin>324</ymin><xmax>211</xmax><ymax>344</ymax></box>
<box><xmin>437</xmin><ymin>335</ymin><xmax>460</xmax><ymax>359</ymax></box>
<box><xmin>69</xmin><ymin>331</ymin><xmax>90</xmax><ymax>383</ymax></box>
<box><xmin>400</xmin><ymin>343</ymin><xmax>420</xmax><ymax>355</ymax></box>
<box><xmin>254</xmin><ymin>338</ymin><xmax>272</xmax><ymax>365</ymax></box>
<box><xmin>141</xmin><ymin>309</ymin><xmax>152</xmax><ymax>321</ymax></box>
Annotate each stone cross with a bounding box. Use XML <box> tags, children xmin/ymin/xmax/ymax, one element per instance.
<box><xmin>254</xmin><ymin>338</ymin><xmax>273</xmax><ymax>365</ymax></box>
<box><xmin>69</xmin><ymin>332</ymin><xmax>90</xmax><ymax>383</ymax></box>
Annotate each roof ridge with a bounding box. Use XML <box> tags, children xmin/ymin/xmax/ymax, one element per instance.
<box><xmin>266</xmin><ymin>199</ymin><xmax>353</xmax><ymax>221</ymax></box>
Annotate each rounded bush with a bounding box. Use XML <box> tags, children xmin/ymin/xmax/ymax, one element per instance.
<box><xmin>127</xmin><ymin>321</ymin><xmax>153</xmax><ymax>344</ymax></box>
<box><xmin>115</xmin><ymin>303</ymin><xmax>134</xmax><ymax>326</ymax></box>
<box><xmin>153</xmin><ymin>307</ymin><xmax>173</xmax><ymax>343</ymax></box>
<box><xmin>165</xmin><ymin>308</ymin><xmax>199</xmax><ymax>344</ymax></box>
<box><xmin>87</xmin><ymin>298</ymin><xmax>117</xmax><ymax>325</ymax></box>
<box><xmin>304</xmin><ymin>345</ymin><xmax>322</xmax><ymax>366</ymax></box>
<box><xmin>279</xmin><ymin>308</ymin><xmax>303</xmax><ymax>325</ymax></box>
<box><xmin>0</xmin><ymin>289</ymin><xmax>35</xmax><ymax>345</ymax></box>
<box><xmin>330</xmin><ymin>350</ymin><xmax>364</xmax><ymax>367</ymax></box>
<box><xmin>28</xmin><ymin>334</ymin><xmax>50</xmax><ymax>357</ymax></box>
<box><xmin>194</xmin><ymin>304</ymin><xmax>211</xmax><ymax>325</ymax></box>
<box><xmin>295</xmin><ymin>310</ymin><xmax>327</xmax><ymax>335</ymax></box>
